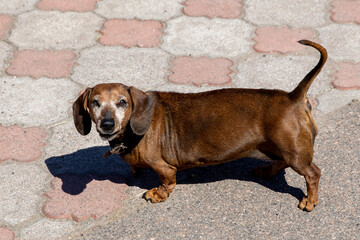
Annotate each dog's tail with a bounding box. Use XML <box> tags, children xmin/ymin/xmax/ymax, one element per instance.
<box><xmin>289</xmin><ymin>40</ymin><xmax>327</xmax><ymax>101</ymax></box>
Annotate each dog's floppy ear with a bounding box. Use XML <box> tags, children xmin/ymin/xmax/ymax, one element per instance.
<box><xmin>128</xmin><ymin>86</ymin><xmax>154</xmax><ymax>135</ymax></box>
<box><xmin>72</xmin><ymin>88</ymin><xmax>92</xmax><ymax>135</ymax></box>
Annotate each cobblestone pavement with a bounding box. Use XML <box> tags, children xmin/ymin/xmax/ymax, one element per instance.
<box><xmin>0</xmin><ymin>0</ymin><xmax>359</xmax><ymax>239</ymax></box>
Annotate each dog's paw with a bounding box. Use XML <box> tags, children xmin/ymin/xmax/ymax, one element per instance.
<box><xmin>298</xmin><ymin>196</ymin><xmax>316</xmax><ymax>212</ymax></box>
<box><xmin>143</xmin><ymin>188</ymin><xmax>168</xmax><ymax>203</ymax></box>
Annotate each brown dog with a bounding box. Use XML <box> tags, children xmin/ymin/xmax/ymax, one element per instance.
<box><xmin>73</xmin><ymin>40</ymin><xmax>327</xmax><ymax>212</ymax></box>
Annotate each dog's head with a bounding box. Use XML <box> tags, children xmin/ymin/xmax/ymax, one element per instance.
<box><xmin>73</xmin><ymin>83</ymin><xmax>154</xmax><ymax>141</ymax></box>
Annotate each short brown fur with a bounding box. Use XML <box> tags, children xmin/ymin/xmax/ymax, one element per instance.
<box><xmin>73</xmin><ymin>40</ymin><xmax>327</xmax><ymax>212</ymax></box>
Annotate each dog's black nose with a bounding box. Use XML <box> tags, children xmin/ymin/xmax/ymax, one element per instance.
<box><xmin>101</xmin><ymin>112</ymin><xmax>115</xmax><ymax>131</ymax></box>
<box><xmin>101</xmin><ymin>118</ymin><xmax>115</xmax><ymax>131</ymax></box>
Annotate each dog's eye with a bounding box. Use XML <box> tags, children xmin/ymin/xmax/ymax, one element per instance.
<box><xmin>92</xmin><ymin>100</ymin><xmax>100</xmax><ymax>107</ymax></box>
<box><xmin>117</xmin><ymin>99</ymin><xmax>127</xmax><ymax>107</ymax></box>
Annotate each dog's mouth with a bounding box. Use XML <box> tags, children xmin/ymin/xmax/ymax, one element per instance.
<box><xmin>99</xmin><ymin>131</ymin><xmax>120</xmax><ymax>141</ymax></box>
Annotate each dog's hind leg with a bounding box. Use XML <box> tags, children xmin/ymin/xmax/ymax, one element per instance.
<box><xmin>280</xmin><ymin>143</ymin><xmax>320</xmax><ymax>212</ymax></box>
<box><xmin>290</xmin><ymin>160</ymin><xmax>321</xmax><ymax>212</ymax></box>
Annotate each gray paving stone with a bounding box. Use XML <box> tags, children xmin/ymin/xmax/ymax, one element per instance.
<box><xmin>46</xmin><ymin>120</ymin><xmax>106</xmax><ymax>157</ymax></box>
<box><xmin>72</xmin><ymin>46</ymin><xmax>170</xmax><ymax>90</ymax></box>
<box><xmin>0</xmin><ymin>0</ymin><xmax>38</xmax><ymax>14</ymax></box>
<box><xmin>0</xmin><ymin>77</ymin><xmax>80</xmax><ymax>127</ymax></box>
<box><xmin>153</xmin><ymin>81</ymin><xmax>229</xmax><ymax>93</ymax></box>
<box><xmin>21</xmin><ymin>219</ymin><xmax>74</xmax><ymax>240</ymax></box>
<box><xmin>318</xmin><ymin>24</ymin><xmax>360</xmax><ymax>62</ymax></box>
<box><xmin>244</xmin><ymin>0</ymin><xmax>331</xmax><ymax>27</ymax></box>
<box><xmin>317</xmin><ymin>89</ymin><xmax>360</xmax><ymax>113</ymax></box>
<box><xmin>234</xmin><ymin>53</ymin><xmax>333</xmax><ymax>96</ymax></box>
<box><xmin>162</xmin><ymin>16</ymin><xmax>255</xmax><ymax>58</ymax></box>
<box><xmin>96</xmin><ymin>0</ymin><xmax>184</xmax><ymax>20</ymax></box>
<box><xmin>0</xmin><ymin>163</ymin><xmax>48</xmax><ymax>225</ymax></box>
<box><xmin>9</xmin><ymin>10</ymin><xmax>103</xmax><ymax>50</ymax></box>
<box><xmin>0</xmin><ymin>41</ymin><xmax>12</xmax><ymax>76</ymax></box>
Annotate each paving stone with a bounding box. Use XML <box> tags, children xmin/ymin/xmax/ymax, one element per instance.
<box><xmin>9</xmin><ymin>10</ymin><xmax>103</xmax><ymax>50</ymax></box>
<box><xmin>253</xmin><ymin>27</ymin><xmax>317</xmax><ymax>54</ymax></box>
<box><xmin>6</xmin><ymin>50</ymin><xmax>77</xmax><ymax>79</ymax></box>
<box><xmin>234</xmin><ymin>54</ymin><xmax>332</xmax><ymax>96</ymax></box>
<box><xmin>43</xmin><ymin>175</ymin><xmax>128</xmax><ymax>222</ymax></box>
<box><xmin>0</xmin><ymin>125</ymin><xmax>47</xmax><ymax>163</ymax></box>
<box><xmin>333</xmin><ymin>62</ymin><xmax>360</xmax><ymax>90</ymax></box>
<box><xmin>0</xmin><ymin>15</ymin><xmax>13</xmax><ymax>40</ymax></box>
<box><xmin>317</xmin><ymin>90</ymin><xmax>360</xmax><ymax>113</ymax></box>
<box><xmin>37</xmin><ymin>0</ymin><xmax>99</xmax><ymax>12</ymax></box>
<box><xmin>0</xmin><ymin>228</ymin><xmax>15</xmax><ymax>240</ymax></box>
<box><xmin>21</xmin><ymin>219</ymin><xmax>74</xmax><ymax>240</ymax></box>
<box><xmin>0</xmin><ymin>163</ymin><xmax>48</xmax><ymax>225</ymax></box>
<box><xmin>0</xmin><ymin>77</ymin><xmax>80</xmax><ymax>126</ymax></box>
<box><xmin>96</xmin><ymin>0</ymin><xmax>183</xmax><ymax>20</ymax></box>
<box><xmin>318</xmin><ymin>24</ymin><xmax>360</xmax><ymax>61</ymax></box>
<box><xmin>168</xmin><ymin>56</ymin><xmax>233</xmax><ymax>86</ymax></box>
<box><xmin>245</xmin><ymin>0</ymin><xmax>330</xmax><ymax>27</ymax></box>
<box><xmin>43</xmin><ymin>119</ymin><xmax>131</xmax><ymax>177</ymax></box>
<box><xmin>162</xmin><ymin>16</ymin><xmax>254</xmax><ymax>57</ymax></box>
<box><xmin>0</xmin><ymin>41</ymin><xmax>12</xmax><ymax>75</ymax></box>
<box><xmin>99</xmin><ymin>19</ymin><xmax>163</xmax><ymax>47</ymax></box>
<box><xmin>153</xmin><ymin>82</ymin><xmax>227</xmax><ymax>93</ymax></box>
<box><xmin>72</xmin><ymin>46</ymin><xmax>169</xmax><ymax>89</ymax></box>
<box><xmin>331</xmin><ymin>0</ymin><xmax>360</xmax><ymax>24</ymax></box>
<box><xmin>0</xmin><ymin>0</ymin><xmax>38</xmax><ymax>15</ymax></box>
<box><xmin>183</xmin><ymin>0</ymin><xmax>242</xmax><ymax>19</ymax></box>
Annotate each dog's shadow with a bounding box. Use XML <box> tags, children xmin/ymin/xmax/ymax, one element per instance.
<box><xmin>45</xmin><ymin>146</ymin><xmax>304</xmax><ymax>201</ymax></box>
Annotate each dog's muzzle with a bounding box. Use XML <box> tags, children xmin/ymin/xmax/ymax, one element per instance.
<box><xmin>99</xmin><ymin>111</ymin><xmax>119</xmax><ymax>140</ymax></box>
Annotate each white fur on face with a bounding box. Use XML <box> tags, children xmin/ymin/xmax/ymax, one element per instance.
<box><xmin>91</xmin><ymin>96</ymin><xmax>104</xmax><ymax>126</ymax></box>
<box><xmin>91</xmin><ymin>96</ymin><xmax>127</xmax><ymax>141</ymax></box>
<box><xmin>110</xmin><ymin>100</ymin><xmax>126</xmax><ymax>128</ymax></box>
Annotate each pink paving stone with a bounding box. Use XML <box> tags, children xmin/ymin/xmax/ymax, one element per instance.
<box><xmin>0</xmin><ymin>228</ymin><xmax>15</xmax><ymax>240</ymax></box>
<box><xmin>168</xmin><ymin>57</ymin><xmax>233</xmax><ymax>86</ymax></box>
<box><xmin>331</xmin><ymin>0</ymin><xmax>360</xmax><ymax>24</ymax></box>
<box><xmin>333</xmin><ymin>62</ymin><xmax>360</xmax><ymax>90</ymax></box>
<box><xmin>37</xmin><ymin>0</ymin><xmax>99</xmax><ymax>12</ymax></box>
<box><xmin>99</xmin><ymin>19</ymin><xmax>163</xmax><ymax>47</ymax></box>
<box><xmin>6</xmin><ymin>50</ymin><xmax>76</xmax><ymax>79</ymax></box>
<box><xmin>253</xmin><ymin>27</ymin><xmax>317</xmax><ymax>54</ymax></box>
<box><xmin>43</xmin><ymin>175</ymin><xmax>128</xmax><ymax>222</ymax></box>
<box><xmin>0</xmin><ymin>15</ymin><xmax>13</xmax><ymax>40</ymax></box>
<box><xmin>183</xmin><ymin>0</ymin><xmax>242</xmax><ymax>18</ymax></box>
<box><xmin>0</xmin><ymin>125</ymin><xmax>47</xmax><ymax>163</ymax></box>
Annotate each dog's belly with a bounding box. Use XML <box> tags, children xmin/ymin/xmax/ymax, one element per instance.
<box><xmin>173</xmin><ymin>134</ymin><xmax>262</xmax><ymax>170</ymax></box>
<box><xmin>165</xmin><ymin>116</ymin><xmax>265</xmax><ymax>170</ymax></box>
<box><xmin>177</xmin><ymin>147</ymin><xmax>256</xmax><ymax>170</ymax></box>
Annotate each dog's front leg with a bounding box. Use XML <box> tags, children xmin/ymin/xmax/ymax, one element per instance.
<box><xmin>143</xmin><ymin>161</ymin><xmax>177</xmax><ymax>203</ymax></box>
